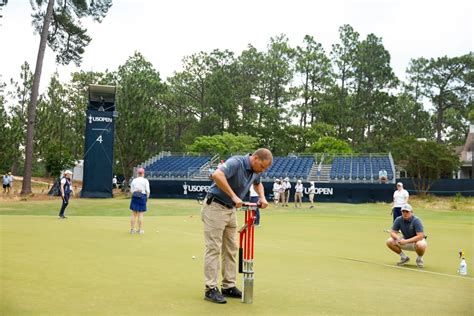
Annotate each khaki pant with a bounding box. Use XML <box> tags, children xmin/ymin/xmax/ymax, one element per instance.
<box><xmin>201</xmin><ymin>199</ymin><xmax>238</xmax><ymax>291</ymax></box>
<box><xmin>279</xmin><ymin>191</ymin><xmax>286</xmax><ymax>205</ymax></box>
<box><xmin>386</xmin><ymin>237</ymin><xmax>428</xmax><ymax>251</ymax></box>
<box><xmin>294</xmin><ymin>192</ymin><xmax>302</xmax><ymax>207</ymax></box>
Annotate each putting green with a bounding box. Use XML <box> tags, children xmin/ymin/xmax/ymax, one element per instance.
<box><xmin>1</xmin><ymin>199</ymin><xmax>473</xmax><ymax>315</ymax></box>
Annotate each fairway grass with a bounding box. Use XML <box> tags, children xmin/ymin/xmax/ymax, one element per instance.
<box><xmin>1</xmin><ymin>199</ymin><xmax>473</xmax><ymax>315</ymax></box>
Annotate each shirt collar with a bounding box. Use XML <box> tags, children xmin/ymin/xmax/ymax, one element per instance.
<box><xmin>243</xmin><ymin>154</ymin><xmax>252</xmax><ymax>172</ymax></box>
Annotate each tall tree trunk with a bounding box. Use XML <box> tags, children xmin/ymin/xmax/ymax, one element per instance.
<box><xmin>436</xmin><ymin>105</ymin><xmax>444</xmax><ymax>143</ymax></box>
<box><xmin>338</xmin><ymin>69</ymin><xmax>346</xmax><ymax>137</ymax></box>
<box><xmin>21</xmin><ymin>0</ymin><xmax>54</xmax><ymax>195</ymax></box>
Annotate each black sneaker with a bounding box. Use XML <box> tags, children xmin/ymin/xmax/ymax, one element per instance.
<box><xmin>221</xmin><ymin>286</ymin><xmax>242</xmax><ymax>298</ymax></box>
<box><xmin>204</xmin><ymin>288</ymin><xmax>227</xmax><ymax>304</ymax></box>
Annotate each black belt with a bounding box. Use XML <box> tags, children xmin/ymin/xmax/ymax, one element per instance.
<box><xmin>206</xmin><ymin>194</ymin><xmax>234</xmax><ymax>209</ymax></box>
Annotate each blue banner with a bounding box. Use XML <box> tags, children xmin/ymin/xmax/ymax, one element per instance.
<box><xmin>81</xmin><ymin>110</ymin><xmax>115</xmax><ymax>198</ymax></box>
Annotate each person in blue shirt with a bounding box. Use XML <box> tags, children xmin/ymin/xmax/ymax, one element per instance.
<box><xmin>202</xmin><ymin>148</ymin><xmax>272</xmax><ymax>304</ymax></box>
<box><xmin>386</xmin><ymin>204</ymin><xmax>427</xmax><ymax>267</ymax></box>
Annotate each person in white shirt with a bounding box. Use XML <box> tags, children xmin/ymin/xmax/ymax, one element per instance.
<box><xmin>130</xmin><ymin>168</ymin><xmax>151</xmax><ymax>234</ymax></box>
<box><xmin>392</xmin><ymin>182</ymin><xmax>409</xmax><ymax>222</ymax></box>
<box><xmin>308</xmin><ymin>181</ymin><xmax>316</xmax><ymax>208</ymax></box>
<box><xmin>282</xmin><ymin>177</ymin><xmax>291</xmax><ymax>207</ymax></box>
<box><xmin>378</xmin><ymin>169</ymin><xmax>388</xmax><ymax>184</ymax></box>
<box><xmin>2</xmin><ymin>172</ymin><xmax>10</xmax><ymax>193</ymax></box>
<box><xmin>278</xmin><ymin>179</ymin><xmax>286</xmax><ymax>206</ymax></box>
<box><xmin>294</xmin><ymin>179</ymin><xmax>304</xmax><ymax>208</ymax></box>
<box><xmin>273</xmin><ymin>179</ymin><xmax>281</xmax><ymax>205</ymax></box>
<box><xmin>112</xmin><ymin>175</ymin><xmax>118</xmax><ymax>189</ymax></box>
<box><xmin>249</xmin><ymin>185</ymin><xmax>261</xmax><ymax>226</ymax></box>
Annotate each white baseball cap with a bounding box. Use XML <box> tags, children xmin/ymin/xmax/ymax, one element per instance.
<box><xmin>64</xmin><ymin>170</ymin><xmax>72</xmax><ymax>175</ymax></box>
<box><xmin>401</xmin><ymin>204</ymin><xmax>413</xmax><ymax>212</ymax></box>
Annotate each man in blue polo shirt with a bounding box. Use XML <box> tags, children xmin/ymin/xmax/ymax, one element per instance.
<box><xmin>202</xmin><ymin>148</ymin><xmax>273</xmax><ymax>304</ymax></box>
<box><xmin>386</xmin><ymin>204</ymin><xmax>427</xmax><ymax>267</ymax></box>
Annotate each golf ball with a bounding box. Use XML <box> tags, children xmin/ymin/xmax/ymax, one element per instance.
<box><xmin>192</xmin><ymin>256</ymin><xmax>196</xmax><ymax>259</ymax></box>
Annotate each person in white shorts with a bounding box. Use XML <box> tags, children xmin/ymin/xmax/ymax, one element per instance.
<box><xmin>386</xmin><ymin>204</ymin><xmax>427</xmax><ymax>267</ymax></box>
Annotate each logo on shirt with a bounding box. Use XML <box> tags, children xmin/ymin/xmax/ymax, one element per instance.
<box><xmin>88</xmin><ymin>115</ymin><xmax>113</xmax><ymax>124</ymax></box>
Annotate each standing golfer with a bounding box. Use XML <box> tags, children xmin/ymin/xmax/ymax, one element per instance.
<box><xmin>392</xmin><ymin>182</ymin><xmax>409</xmax><ymax>222</ymax></box>
<box><xmin>58</xmin><ymin>170</ymin><xmax>73</xmax><ymax>219</ymax></box>
<box><xmin>386</xmin><ymin>204</ymin><xmax>427</xmax><ymax>267</ymax></box>
<box><xmin>202</xmin><ymin>148</ymin><xmax>272</xmax><ymax>304</ymax></box>
<box><xmin>129</xmin><ymin>168</ymin><xmax>150</xmax><ymax>234</ymax></box>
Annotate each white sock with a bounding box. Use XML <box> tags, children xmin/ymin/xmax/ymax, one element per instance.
<box><xmin>400</xmin><ymin>251</ymin><xmax>407</xmax><ymax>258</ymax></box>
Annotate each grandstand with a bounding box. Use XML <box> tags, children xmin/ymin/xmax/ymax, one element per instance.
<box><xmin>328</xmin><ymin>155</ymin><xmax>394</xmax><ymax>182</ymax></box>
<box><xmin>262</xmin><ymin>156</ymin><xmax>314</xmax><ymax>180</ymax></box>
<box><xmin>138</xmin><ymin>152</ymin><xmax>213</xmax><ymax>179</ymax></box>
<box><xmin>137</xmin><ymin>152</ymin><xmax>395</xmax><ymax>184</ymax></box>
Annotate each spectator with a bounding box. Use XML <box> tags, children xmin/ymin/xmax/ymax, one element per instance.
<box><xmin>282</xmin><ymin>177</ymin><xmax>291</xmax><ymax>207</ymax></box>
<box><xmin>278</xmin><ymin>179</ymin><xmax>285</xmax><ymax>206</ymax></box>
<box><xmin>294</xmin><ymin>179</ymin><xmax>303</xmax><ymax>208</ymax></box>
<box><xmin>379</xmin><ymin>169</ymin><xmax>388</xmax><ymax>184</ymax></box>
<box><xmin>308</xmin><ymin>181</ymin><xmax>316</xmax><ymax>208</ymax></box>
<box><xmin>249</xmin><ymin>184</ymin><xmax>261</xmax><ymax>226</ymax></box>
<box><xmin>273</xmin><ymin>178</ymin><xmax>281</xmax><ymax>206</ymax></box>
<box><xmin>3</xmin><ymin>172</ymin><xmax>11</xmax><ymax>194</ymax></box>
<box><xmin>217</xmin><ymin>160</ymin><xmax>225</xmax><ymax>169</ymax></box>
<box><xmin>58</xmin><ymin>170</ymin><xmax>74</xmax><ymax>219</ymax></box>
<box><xmin>208</xmin><ymin>166</ymin><xmax>215</xmax><ymax>180</ymax></box>
<box><xmin>112</xmin><ymin>175</ymin><xmax>118</xmax><ymax>189</ymax></box>
<box><xmin>392</xmin><ymin>182</ymin><xmax>409</xmax><ymax>222</ymax></box>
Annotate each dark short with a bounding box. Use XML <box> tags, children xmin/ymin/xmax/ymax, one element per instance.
<box><xmin>130</xmin><ymin>192</ymin><xmax>147</xmax><ymax>212</ymax></box>
<box><xmin>3</xmin><ymin>184</ymin><xmax>10</xmax><ymax>189</ymax></box>
<box><xmin>392</xmin><ymin>207</ymin><xmax>402</xmax><ymax>220</ymax></box>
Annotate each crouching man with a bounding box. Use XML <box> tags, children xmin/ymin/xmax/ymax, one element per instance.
<box><xmin>386</xmin><ymin>204</ymin><xmax>427</xmax><ymax>267</ymax></box>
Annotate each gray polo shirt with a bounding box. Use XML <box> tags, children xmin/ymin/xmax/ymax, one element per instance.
<box><xmin>208</xmin><ymin>154</ymin><xmax>261</xmax><ymax>206</ymax></box>
<box><xmin>392</xmin><ymin>215</ymin><xmax>424</xmax><ymax>239</ymax></box>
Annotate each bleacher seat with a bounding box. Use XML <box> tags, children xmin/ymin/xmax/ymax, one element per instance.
<box><xmin>145</xmin><ymin>156</ymin><xmax>211</xmax><ymax>178</ymax></box>
<box><xmin>263</xmin><ymin>156</ymin><xmax>314</xmax><ymax>179</ymax></box>
<box><xmin>329</xmin><ymin>155</ymin><xmax>394</xmax><ymax>182</ymax></box>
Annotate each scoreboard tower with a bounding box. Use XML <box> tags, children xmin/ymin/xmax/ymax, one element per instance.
<box><xmin>81</xmin><ymin>85</ymin><xmax>117</xmax><ymax>198</ymax></box>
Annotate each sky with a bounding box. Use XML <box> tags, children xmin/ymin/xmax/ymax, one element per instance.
<box><xmin>0</xmin><ymin>0</ymin><xmax>473</xmax><ymax>94</ymax></box>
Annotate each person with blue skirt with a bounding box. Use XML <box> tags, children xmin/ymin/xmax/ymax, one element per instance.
<box><xmin>129</xmin><ymin>167</ymin><xmax>150</xmax><ymax>234</ymax></box>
